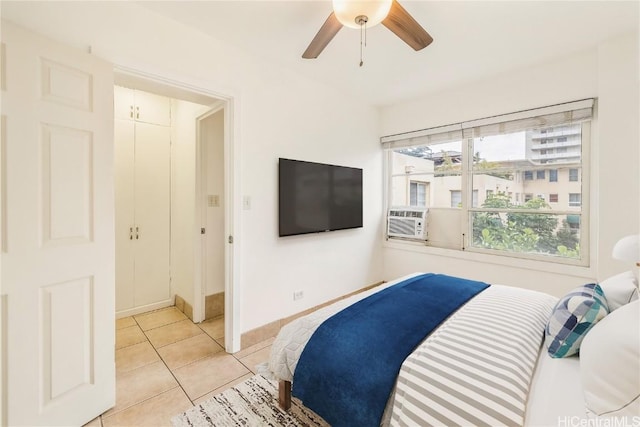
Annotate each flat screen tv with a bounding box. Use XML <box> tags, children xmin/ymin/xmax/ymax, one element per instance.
<box><xmin>278</xmin><ymin>158</ymin><xmax>363</xmax><ymax>237</ymax></box>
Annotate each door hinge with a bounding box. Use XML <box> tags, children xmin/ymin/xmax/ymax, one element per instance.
<box><xmin>228</xmin><ymin>235</ymin><xmax>233</xmax><ymax>244</ymax></box>
<box><xmin>201</xmin><ymin>227</ymin><xmax>206</xmax><ymax>235</ymax></box>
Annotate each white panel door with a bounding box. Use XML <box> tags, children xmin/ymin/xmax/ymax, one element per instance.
<box><xmin>1</xmin><ymin>21</ymin><xmax>115</xmax><ymax>426</ymax></box>
<box><xmin>134</xmin><ymin>122</ymin><xmax>171</xmax><ymax>306</ymax></box>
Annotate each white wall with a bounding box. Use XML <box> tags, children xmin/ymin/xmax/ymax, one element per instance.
<box><xmin>380</xmin><ymin>32</ymin><xmax>639</xmax><ymax>297</ymax></box>
<box><xmin>0</xmin><ymin>2</ymin><xmax>383</xmax><ymax>332</ymax></box>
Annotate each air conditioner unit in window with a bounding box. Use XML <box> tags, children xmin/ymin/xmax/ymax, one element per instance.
<box><xmin>387</xmin><ymin>208</ymin><xmax>428</xmax><ymax>240</ymax></box>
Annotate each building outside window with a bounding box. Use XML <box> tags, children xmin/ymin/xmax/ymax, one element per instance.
<box><xmin>450</xmin><ymin>190</ymin><xmax>461</xmax><ymax>208</ymax></box>
<box><xmin>383</xmin><ymin>99</ymin><xmax>592</xmax><ymax>265</ymax></box>
<box><xmin>569</xmin><ymin>193</ymin><xmax>581</xmax><ymax>207</ymax></box>
<box><xmin>410</xmin><ymin>181</ymin><xmax>427</xmax><ymax>207</ymax></box>
<box><xmin>569</xmin><ymin>168</ymin><xmax>579</xmax><ymax>182</ymax></box>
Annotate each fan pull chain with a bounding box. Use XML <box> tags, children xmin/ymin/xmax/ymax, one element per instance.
<box><xmin>360</xmin><ymin>23</ymin><xmax>364</xmax><ymax>67</ymax></box>
<box><xmin>356</xmin><ymin>15</ymin><xmax>368</xmax><ymax>67</ymax></box>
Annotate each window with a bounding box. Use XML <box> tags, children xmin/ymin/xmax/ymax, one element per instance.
<box><xmin>383</xmin><ymin>99</ymin><xmax>592</xmax><ymax>264</ymax></box>
<box><xmin>410</xmin><ymin>181</ymin><xmax>427</xmax><ymax>207</ymax></box>
<box><xmin>566</xmin><ymin>215</ymin><xmax>580</xmax><ymax>230</ymax></box>
<box><xmin>557</xmin><ymin>136</ymin><xmax>567</xmax><ymax>142</ymax></box>
<box><xmin>569</xmin><ymin>193</ymin><xmax>581</xmax><ymax>207</ymax></box>
<box><xmin>450</xmin><ymin>190</ymin><xmax>461</xmax><ymax>208</ymax></box>
<box><xmin>569</xmin><ymin>169</ymin><xmax>579</xmax><ymax>182</ymax></box>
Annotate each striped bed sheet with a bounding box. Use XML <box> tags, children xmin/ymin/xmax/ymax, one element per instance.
<box><xmin>389</xmin><ymin>285</ymin><xmax>556</xmax><ymax>427</ymax></box>
<box><xmin>268</xmin><ymin>275</ymin><xmax>558</xmax><ymax>427</ymax></box>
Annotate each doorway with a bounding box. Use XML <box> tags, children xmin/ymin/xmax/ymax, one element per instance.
<box><xmin>113</xmin><ymin>69</ymin><xmax>239</xmax><ymax>353</ymax></box>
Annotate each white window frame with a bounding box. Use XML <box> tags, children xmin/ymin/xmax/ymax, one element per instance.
<box><xmin>409</xmin><ymin>181</ymin><xmax>427</xmax><ymax>207</ymax></box>
<box><xmin>381</xmin><ymin>99</ymin><xmax>593</xmax><ymax>267</ymax></box>
<box><xmin>451</xmin><ymin>190</ymin><xmax>462</xmax><ymax>208</ymax></box>
<box><xmin>569</xmin><ymin>193</ymin><xmax>582</xmax><ymax>207</ymax></box>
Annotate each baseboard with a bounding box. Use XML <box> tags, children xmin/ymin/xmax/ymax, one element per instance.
<box><xmin>240</xmin><ymin>280</ymin><xmax>385</xmax><ymax>350</ymax></box>
<box><xmin>115</xmin><ymin>299</ymin><xmax>173</xmax><ymax>319</ymax></box>
<box><xmin>205</xmin><ymin>292</ymin><xmax>224</xmax><ymax>320</ymax></box>
<box><xmin>175</xmin><ymin>294</ymin><xmax>194</xmax><ymax>320</ymax></box>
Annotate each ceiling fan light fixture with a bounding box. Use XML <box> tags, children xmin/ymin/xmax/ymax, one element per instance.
<box><xmin>332</xmin><ymin>0</ymin><xmax>393</xmax><ymax>29</ymax></box>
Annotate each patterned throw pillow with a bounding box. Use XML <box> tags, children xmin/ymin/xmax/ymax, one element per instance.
<box><xmin>545</xmin><ymin>283</ymin><xmax>609</xmax><ymax>358</ymax></box>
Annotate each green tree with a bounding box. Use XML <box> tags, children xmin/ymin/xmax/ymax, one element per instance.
<box><xmin>472</xmin><ymin>193</ymin><xmax>580</xmax><ymax>258</ymax></box>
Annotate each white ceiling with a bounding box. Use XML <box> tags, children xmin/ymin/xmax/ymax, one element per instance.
<box><xmin>138</xmin><ymin>1</ymin><xmax>639</xmax><ymax>107</ymax></box>
<box><xmin>1</xmin><ymin>1</ymin><xmax>637</xmax><ymax>107</ymax></box>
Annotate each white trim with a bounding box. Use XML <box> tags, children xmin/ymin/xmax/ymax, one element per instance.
<box><xmin>224</xmin><ymin>96</ymin><xmax>242</xmax><ymax>353</ymax></box>
<box><xmin>115</xmin><ymin>299</ymin><xmax>173</xmax><ymax>319</ymax></box>
<box><xmin>0</xmin><ymin>294</ymin><xmax>6</xmax><ymax>427</ymax></box>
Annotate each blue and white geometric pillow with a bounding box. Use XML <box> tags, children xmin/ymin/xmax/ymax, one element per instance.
<box><xmin>545</xmin><ymin>283</ymin><xmax>609</xmax><ymax>358</ymax></box>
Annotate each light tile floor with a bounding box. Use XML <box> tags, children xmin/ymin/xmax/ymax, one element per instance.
<box><xmin>85</xmin><ymin>306</ymin><xmax>274</xmax><ymax>427</ymax></box>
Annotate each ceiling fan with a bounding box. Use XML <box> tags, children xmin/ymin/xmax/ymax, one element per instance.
<box><xmin>302</xmin><ymin>0</ymin><xmax>433</xmax><ymax>61</ymax></box>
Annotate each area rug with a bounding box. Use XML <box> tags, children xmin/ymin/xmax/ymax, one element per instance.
<box><xmin>171</xmin><ymin>375</ymin><xmax>329</xmax><ymax>427</ymax></box>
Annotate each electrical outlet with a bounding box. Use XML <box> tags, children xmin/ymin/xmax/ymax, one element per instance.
<box><xmin>293</xmin><ymin>290</ymin><xmax>304</xmax><ymax>301</ymax></box>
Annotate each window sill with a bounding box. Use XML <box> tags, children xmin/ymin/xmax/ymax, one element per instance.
<box><xmin>382</xmin><ymin>238</ymin><xmax>596</xmax><ymax>280</ymax></box>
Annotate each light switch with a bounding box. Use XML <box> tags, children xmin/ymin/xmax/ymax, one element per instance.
<box><xmin>243</xmin><ymin>196</ymin><xmax>251</xmax><ymax>210</ymax></box>
<box><xmin>208</xmin><ymin>195</ymin><xmax>220</xmax><ymax>207</ymax></box>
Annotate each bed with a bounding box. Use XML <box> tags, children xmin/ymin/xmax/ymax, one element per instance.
<box><xmin>266</xmin><ymin>272</ymin><xmax>640</xmax><ymax>427</ymax></box>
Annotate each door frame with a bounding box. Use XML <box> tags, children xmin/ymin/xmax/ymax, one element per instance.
<box><xmin>113</xmin><ymin>66</ymin><xmax>241</xmax><ymax>353</ymax></box>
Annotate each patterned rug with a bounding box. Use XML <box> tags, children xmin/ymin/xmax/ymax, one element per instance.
<box><xmin>171</xmin><ymin>375</ymin><xmax>329</xmax><ymax>427</ymax></box>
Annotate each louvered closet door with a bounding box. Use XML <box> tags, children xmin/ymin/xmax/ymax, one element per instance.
<box><xmin>133</xmin><ymin>121</ymin><xmax>171</xmax><ymax>306</ymax></box>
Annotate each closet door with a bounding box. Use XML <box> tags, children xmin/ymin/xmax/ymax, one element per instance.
<box><xmin>114</xmin><ymin>118</ymin><xmax>135</xmax><ymax>311</ymax></box>
<box><xmin>114</xmin><ymin>86</ymin><xmax>135</xmax><ymax>121</ymax></box>
<box><xmin>133</xmin><ymin>122</ymin><xmax>171</xmax><ymax>306</ymax></box>
<box><xmin>134</xmin><ymin>90</ymin><xmax>171</xmax><ymax>126</ymax></box>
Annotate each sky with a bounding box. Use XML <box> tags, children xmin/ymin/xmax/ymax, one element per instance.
<box><xmin>434</xmin><ymin>132</ymin><xmax>526</xmax><ymax>162</ymax></box>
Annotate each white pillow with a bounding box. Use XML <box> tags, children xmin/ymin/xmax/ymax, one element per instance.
<box><xmin>598</xmin><ymin>271</ymin><xmax>638</xmax><ymax>311</ymax></box>
<box><xmin>580</xmin><ymin>300</ymin><xmax>639</xmax><ymax>419</ymax></box>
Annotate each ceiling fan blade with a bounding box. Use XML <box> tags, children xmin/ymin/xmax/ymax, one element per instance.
<box><xmin>302</xmin><ymin>12</ymin><xmax>343</xmax><ymax>59</ymax></box>
<box><xmin>382</xmin><ymin>0</ymin><xmax>433</xmax><ymax>51</ymax></box>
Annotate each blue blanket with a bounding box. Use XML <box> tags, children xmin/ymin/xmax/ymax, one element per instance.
<box><xmin>292</xmin><ymin>273</ymin><xmax>490</xmax><ymax>427</ymax></box>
